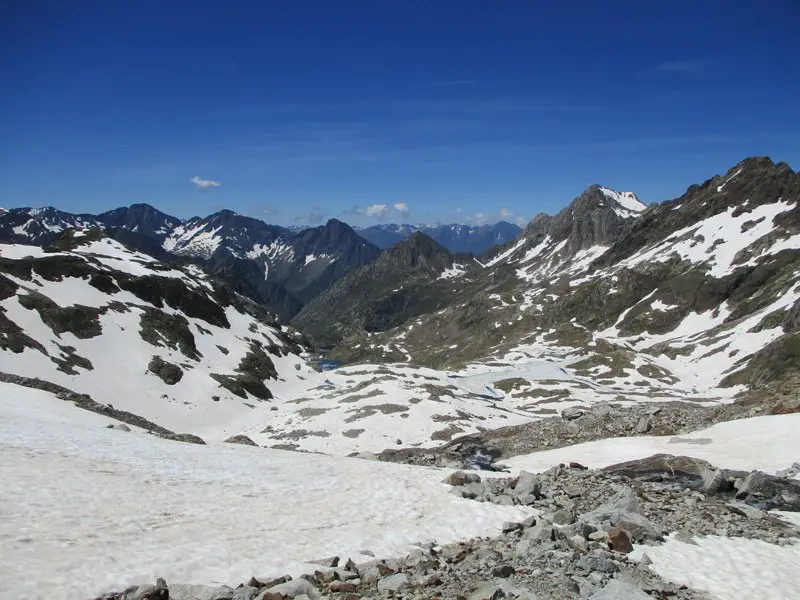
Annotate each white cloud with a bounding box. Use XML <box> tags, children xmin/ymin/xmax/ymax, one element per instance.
<box><xmin>393</xmin><ymin>202</ymin><xmax>410</xmax><ymax>216</ymax></box>
<box><xmin>190</xmin><ymin>176</ymin><xmax>221</xmax><ymax>189</ymax></box>
<box><xmin>459</xmin><ymin>208</ymin><xmax>528</xmax><ymax>228</ymax></box>
<box><xmin>362</xmin><ymin>203</ymin><xmax>388</xmax><ymax>219</ymax></box>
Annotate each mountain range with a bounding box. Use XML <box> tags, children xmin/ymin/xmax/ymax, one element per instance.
<box><xmin>2</xmin><ymin>156</ymin><xmax>799</xmax><ymax>424</ymax></box>
<box><xmin>302</xmin><ymin>157</ymin><xmax>800</xmax><ymax>409</ymax></box>
<box><xmin>354</xmin><ymin>222</ymin><xmax>522</xmax><ymax>254</ymax></box>
<box><xmin>0</xmin><ymin>205</ymin><xmax>519</xmax><ymax>320</ymax></box>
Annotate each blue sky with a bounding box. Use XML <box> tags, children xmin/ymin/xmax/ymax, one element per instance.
<box><xmin>1</xmin><ymin>0</ymin><xmax>798</xmax><ymax>227</ymax></box>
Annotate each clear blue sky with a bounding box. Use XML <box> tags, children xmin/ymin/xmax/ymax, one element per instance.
<box><xmin>2</xmin><ymin>0</ymin><xmax>798</xmax><ymax>227</ymax></box>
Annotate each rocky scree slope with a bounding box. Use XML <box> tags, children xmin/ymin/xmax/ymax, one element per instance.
<box><xmin>0</xmin><ymin>229</ymin><xmax>318</xmax><ymax>438</ymax></box>
<box><xmin>99</xmin><ymin>456</ymin><xmax>800</xmax><ymax>600</ymax></box>
<box><xmin>0</xmin><ymin>205</ymin><xmax>381</xmax><ymax>320</ymax></box>
<box><xmin>329</xmin><ymin>157</ymin><xmax>800</xmax><ymax>404</ymax></box>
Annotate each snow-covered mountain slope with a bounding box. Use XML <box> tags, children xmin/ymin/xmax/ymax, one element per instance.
<box><xmin>0</xmin><ymin>230</ymin><xmax>592</xmax><ymax>455</ymax></box>
<box><xmin>356</xmin><ymin>221</ymin><xmax>523</xmax><ymax>254</ymax></box>
<box><xmin>0</xmin><ymin>205</ymin><xmax>382</xmax><ymax>320</ymax></box>
<box><xmin>0</xmin><ymin>384</ymin><xmax>530</xmax><ymax>600</ymax></box>
<box><xmin>3</xmin><ymin>377</ymin><xmax>799</xmax><ymax>600</ymax></box>
<box><xmin>0</xmin><ymin>231</ymin><xmax>318</xmax><ymax>438</ymax></box>
<box><xmin>329</xmin><ymin>157</ymin><xmax>800</xmax><ymax>406</ymax></box>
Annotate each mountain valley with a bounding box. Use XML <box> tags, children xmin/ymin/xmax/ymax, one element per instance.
<box><xmin>2</xmin><ymin>157</ymin><xmax>800</xmax><ymax>600</ymax></box>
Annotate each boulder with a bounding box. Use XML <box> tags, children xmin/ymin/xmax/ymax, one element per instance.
<box><xmin>502</xmin><ymin>521</ymin><xmax>524</xmax><ymax>533</ymax></box>
<box><xmin>492</xmin><ymin>565</ymin><xmax>516</xmax><ymax>578</ymax></box>
<box><xmin>329</xmin><ymin>581</ymin><xmax>358</xmax><ymax>593</ymax></box>
<box><xmin>580</xmin><ymin>486</ymin><xmax>641</xmax><ymax>524</ymax></box>
<box><xmin>309</xmin><ymin>556</ymin><xmax>339</xmax><ymax>568</ymax></box>
<box><xmin>224</xmin><ymin>435</ymin><xmax>258</xmax><ymax>447</ymax></box>
<box><xmin>552</xmin><ymin>509</ymin><xmax>576</xmax><ymax>525</ymax></box>
<box><xmin>607</xmin><ymin>528</ymin><xmax>633</xmax><ymax>553</ymax></box>
<box><xmin>170</xmin><ymin>585</ymin><xmax>234</xmax><ymax>600</ymax></box>
<box><xmin>461</xmin><ymin>481</ymin><xmax>487</xmax><ymax>499</ymax></box>
<box><xmin>443</xmin><ymin>470</ymin><xmax>481</xmax><ymax>486</ymax></box>
<box><xmin>376</xmin><ymin>573</ymin><xmax>409</xmax><ymax>593</ymax></box>
<box><xmin>514</xmin><ymin>471</ymin><xmax>542</xmax><ymax>498</ymax></box>
<box><xmin>232</xmin><ymin>588</ymin><xmax>260</xmax><ymax>600</ymax></box>
<box><xmin>126</xmin><ymin>579</ymin><xmax>169</xmax><ymax>600</ymax></box>
<box><xmin>524</xmin><ymin>525</ymin><xmax>554</xmax><ymax>542</ymax></box>
<box><xmin>561</xmin><ymin>407</ymin><xmax>584</xmax><ymax>421</ymax></box>
<box><xmin>258</xmin><ymin>579</ymin><xmax>319</xmax><ymax>599</ymax></box>
<box><xmin>634</xmin><ymin>416</ymin><xmax>651</xmax><ymax>434</ymax></box>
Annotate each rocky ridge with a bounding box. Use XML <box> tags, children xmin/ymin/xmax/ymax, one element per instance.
<box><xmin>325</xmin><ymin>157</ymin><xmax>800</xmax><ymax>406</ymax></box>
<box><xmin>0</xmin><ymin>205</ymin><xmax>382</xmax><ymax>320</ymax></box>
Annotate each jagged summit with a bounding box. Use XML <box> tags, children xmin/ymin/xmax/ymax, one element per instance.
<box><xmin>380</xmin><ymin>231</ymin><xmax>454</xmax><ymax>271</ymax></box>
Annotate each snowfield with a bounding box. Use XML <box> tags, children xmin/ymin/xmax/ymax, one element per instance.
<box><xmin>0</xmin><ymin>384</ymin><xmax>531</xmax><ymax>600</ymax></box>
<box><xmin>631</xmin><ymin>533</ymin><xmax>800</xmax><ymax>600</ymax></box>
<box><xmin>503</xmin><ymin>412</ymin><xmax>800</xmax><ymax>475</ymax></box>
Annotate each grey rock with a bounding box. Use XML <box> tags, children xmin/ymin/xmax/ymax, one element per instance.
<box><xmin>701</xmin><ymin>468</ymin><xmax>733</xmax><ymax>494</ymax></box>
<box><xmin>360</xmin><ymin>566</ymin><xmax>383</xmax><ymax>585</ymax></box>
<box><xmin>561</xmin><ymin>407</ymin><xmax>584</xmax><ymax>421</ymax></box>
<box><xmin>170</xmin><ymin>584</ymin><xmax>234</xmax><ymax>600</ymax></box>
<box><xmin>728</xmin><ymin>501</ymin><xmax>766</xmax><ymax>520</ymax></box>
<box><xmin>127</xmin><ymin>578</ymin><xmax>169</xmax><ymax>600</ymax></box>
<box><xmin>443</xmin><ymin>470</ymin><xmax>482</xmax><ymax>486</ymax></box>
<box><xmin>377</xmin><ymin>573</ymin><xmax>410</xmax><ymax>593</ymax></box>
<box><xmin>524</xmin><ymin>525</ymin><xmax>554</xmax><ymax>542</ymax></box>
<box><xmin>107</xmin><ymin>423</ymin><xmax>132</xmax><ymax>432</ymax></box>
<box><xmin>514</xmin><ymin>472</ymin><xmax>542</xmax><ymax>498</ymax></box>
<box><xmin>310</xmin><ymin>556</ymin><xmax>339</xmax><ymax>568</ymax></box>
<box><xmin>232</xmin><ymin>588</ymin><xmax>259</xmax><ymax>600</ymax></box>
<box><xmin>515</xmin><ymin>493</ymin><xmax>537</xmax><ymax>506</ymax></box>
<box><xmin>568</xmin><ymin>535</ymin><xmax>588</xmax><ymax>552</ymax></box>
<box><xmin>491</xmin><ymin>565</ymin><xmax>516</xmax><ymax>578</ymax></box>
<box><xmin>520</xmin><ymin>515</ymin><xmax>537</xmax><ymax>528</ymax></box>
<box><xmin>634</xmin><ymin>416</ymin><xmax>651</xmax><ymax>434</ymax></box>
<box><xmin>588</xmin><ymin>579</ymin><xmax>650</xmax><ymax>599</ymax></box>
<box><xmin>580</xmin><ymin>486</ymin><xmax>640</xmax><ymax>524</ymax></box>
<box><xmin>259</xmin><ymin>578</ymin><xmax>319</xmax><ymax>599</ymax></box>
<box><xmin>502</xmin><ymin>521</ymin><xmax>524</xmax><ymax>533</ymax></box>
<box><xmin>552</xmin><ymin>509</ymin><xmax>576</xmax><ymax>525</ymax></box>
<box><xmin>515</xmin><ymin>538</ymin><xmax>532</xmax><ymax>555</ymax></box>
<box><xmin>588</xmin><ymin>530</ymin><xmax>608</xmax><ymax>542</ymax></box>
<box><xmin>461</xmin><ymin>481</ymin><xmax>488</xmax><ymax>499</ymax></box>
<box><xmin>735</xmin><ymin>470</ymin><xmax>770</xmax><ymax>499</ymax></box>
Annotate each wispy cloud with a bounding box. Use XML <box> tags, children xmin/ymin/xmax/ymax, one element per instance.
<box><xmin>190</xmin><ymin>176</ymin><xmax>221</xmax><ymax>189</ymax></box>
<box><xmin>393</xmin><ymin>202</ymin><xmax>410</xmax><ymax>216</ymax></box>
<box><xmin>657</xmin><ymin>58</ymin><xmax>713</xmax><ymax>74</ymax></box>
<box><xmin>458</xmin><ymin>208</ymin><xmax>528</xmax><ymax>227</ymax></box>
<box><xmin>362</xmin><ymin>203</ymin><xmax>388</xmax><ymax>219</ymax></box>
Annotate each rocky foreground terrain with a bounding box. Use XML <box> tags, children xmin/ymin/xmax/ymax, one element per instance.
<box><xmin>100</xmin><ymin>452</ymin><xmax>800</xmax><ymax>600</ymax></box>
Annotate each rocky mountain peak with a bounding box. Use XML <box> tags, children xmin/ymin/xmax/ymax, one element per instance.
<box><xmin>296</xmin><ymin>218</ymin><xmax>373</xmax><ymax>250</ymax></box>
<box><xmin>380</xmin><ymin>231</ymin><xmax>454</xmax><ymax>272</ymax></box>
<box><xmin>99</xmin><ymin>203</ymin><xmax>181</xmax><ymax>239</ymax></box>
